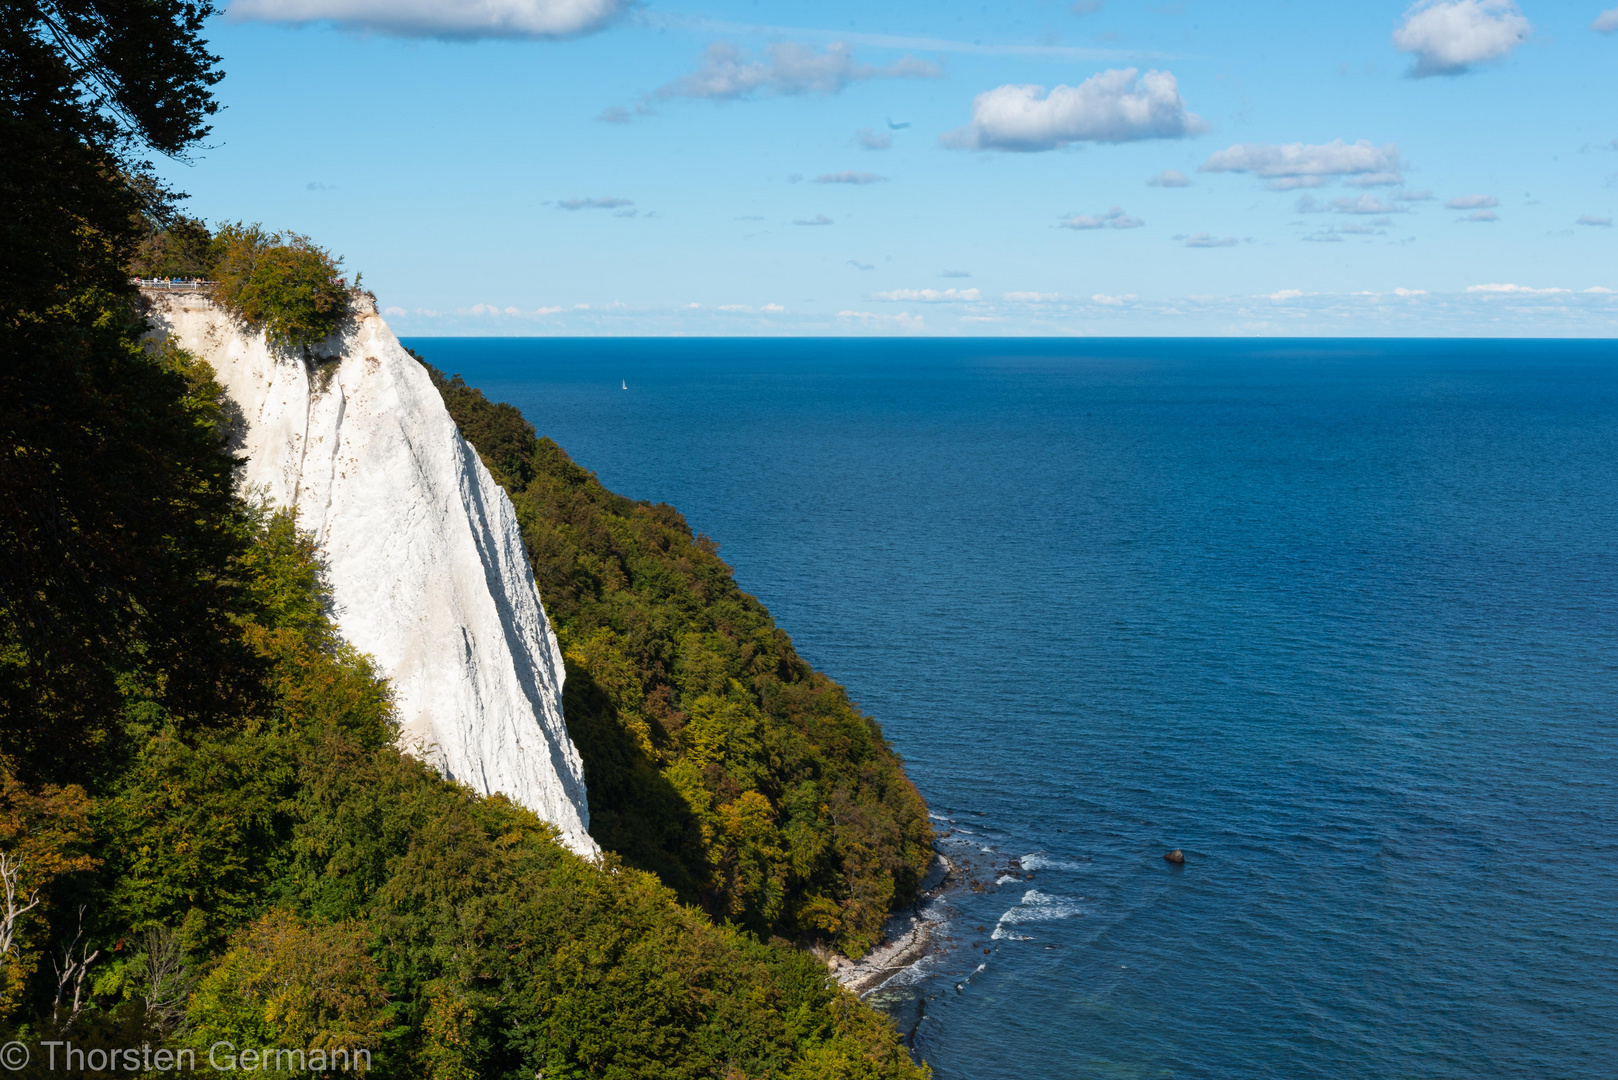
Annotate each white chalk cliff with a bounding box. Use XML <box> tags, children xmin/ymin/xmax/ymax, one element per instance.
<box><xmin>146</xmin><ymin>291</ymin><xmax>597</xmax><ymax>857</ymax></box>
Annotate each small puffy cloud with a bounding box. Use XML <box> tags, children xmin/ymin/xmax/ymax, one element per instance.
<box><xmin>793</xmin><ymin>214</ymin><xmax>834</xmax><ymax>226</ymax></box>
<box><xmin>941</xmin><ymin>269</ymin><xmax>972</xmax><ymax>278</ymax></box>
<box><xmin>1091</xmin><ymin>293</ymin><xmax>1136</xmax><ymax>305</ymax></box>
<box><xmin>657</xmin><ymin>41</ymin><xmax>940</xmax><ymax>102</ymax></box>
<box><xmin>227</xmin><ymin>0</ymin><xmax>628</xmax><ymax>38</ymax></box>
<box><xmin>1004</xmin><ymin>291</ymin><xmax>1061</xmax><ymax>302</ymax></box>
<box><xmin>1577</xmin><ymin>214</ymin><xmax>1614</xmax><ymax>226</ymax></box>
<box><xmin>815</xmin><ymin>171</ymin><xmax>888</xmax><ymax>184</ymax></box>
<box><xmin>1394</xmin><ymin>287</ymin><xmax>1428</xmax><ymax>296</ymax></box>
<box><xmin>1596</xmin><ymin>8</ymin><xmax>1618</xmax><ymax>32</ymax></box>
<box><xmin>1148</xmin><ymin>169</ymin><xmax>1192</xmax><ymax>187</ymax></box>
<box><xmin>1332</xmin><ymin>194</ymin><xmax>1404</xmax><ymax>214</ymax></box>
<box><xmin>943</xmin><ymin>68</ymin><xmax>1206</xmax><ymax>152</ymax></box>
<box><xmin>558</xmin><ymin>196</ymin><xmax>633</xmax><ymax>210</ymax></box>
<box><xmin>384</xmin><ymin>305</ymin><xmax>407</xmax><ymax>316</ymax></box>
<box><xmin>854</xmin><ymin>127</ymin><xmax>892</xmax><ymax>150</ymax></box>
<box><xmin>1446</xmin><ymin>193</ymin><xmax>1498</xmax><ymax>209</ymax></box>
<box><xmin>1201</xmin><ymin>140</ymin><xmax>1403</xmax><ymax>190</ymax></box>
<box><xmin>1392</xmin><ymin>1</ymin><xmax>1530</xmax><ymax>78</ymax></box>
<box><xmin>1267</xmin><ymin>289</ymin><xmax>1305</xmax><ymax>300</ymax></box>
<box><xmin>872</xmin><ymin>287</ymin><xmax>980</xmax><ymax>302</ymax></box>
<box><xmin>763</xmin><ymin>303</ymin><xmax>787</xmax><ymax>312</ymax></box>
<box><xmin>1059</xmin><ymin>206</ymin><xmax>1145</xmax><ymax>230</ymax></box>
<box><xmin>1395</xmin><ymin>189</ymin><xmax>1434</xmax><ymax>201</ymax></box>
<box><xmin>1459</xmin><ymin>209</ymin><xmax>1498</xmax><ymax>222</ymax></box>
<box><xmin>1183</xmin><ymin>232</ymin><xmax>1237</xmax><ymax>247</ymax></box>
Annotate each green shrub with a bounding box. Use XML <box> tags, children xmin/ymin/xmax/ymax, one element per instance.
<box><xmin>209</xmin><ymin>224</ymin><xmax>349</xmax><ymax>349</ymax></box>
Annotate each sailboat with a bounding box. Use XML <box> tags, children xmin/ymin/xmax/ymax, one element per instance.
<box><xmin>622</xmin><ymin>379</ymin><xmax>628</xmax><ymax>390</ymax></box>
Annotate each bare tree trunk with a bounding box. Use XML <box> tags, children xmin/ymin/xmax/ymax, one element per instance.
<box><xmin>0</xmin><ymin>851</ymin><xmax>42</xmax><ymax>960</ymax></box>
<box><xmin>52</xmin><ymin>907</ymin><xmax>100</xmax><ymax>1024</ymax></box>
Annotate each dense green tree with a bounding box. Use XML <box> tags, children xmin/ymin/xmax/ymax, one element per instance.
<box><xmin>207</xmin><ymin>224</ymin><xmax>350</xmax><ymax>349</ymax></box>
<box><xmin>0</xmin><ymin>1</ymin><xmax>250</xmax><ymax>789</ymax></box>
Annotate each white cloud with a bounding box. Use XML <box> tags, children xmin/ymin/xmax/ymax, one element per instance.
<box><xmin>1392</xmin><ymin>1</ymin><xmax>1530</xmax><ymax>77</ymax></box>
<box><xmin>1201</xmin><ymin>140</ymin><xmax>1403</xmax><ymax>190</ymax></box>
<box><xmin>1183</xmin><ymin>233</ymin><xmax>1237</xmax><ymax>247</ymax></box>
<box><xmin>227</xmin><ymin>0</ymin><xmax>627</xmax><ymax>38</ymax></box>
<box><xmin>763</xmin><ymin>303</ymin><xmax>787</xmax><ymax>312</ymax></box>
<box><xmin>1459</xmin><ymin>209</ymin><xmax>1498</xmax><ymax>222</ymax></box>
<box><xmin>1148</xmin><ymin>169</ymin><xmax>1192</xmax><ymax>187</ymax></box>
<box><xmin>1267</xmin><ymin>289</ymin><xmax>1305</xmax><ymax>300</ymax></box>
<box><xmin>1395</xmin><ymin>189</ymin><xmax>1434</xmax><ymax>201</ymax></box>
<box><xmin>1059</xmin><ymin>206</ymin><xmax>1145</xmax><ymax>230</ymax></box>
<box><xmin>1091</xmin><ymin>293</ymin><xmax>1136</xmax><ymax>305</ymax></box>
<box><xmin>814</xmin><ymin>171</ymin><xmax>888</xmax><ymax>184</ymax></box>
<box><xmin>1446</xmin><ymin>193</ymin><xmax>1498</xmax><ymax>209</ymax></box>
<box><xmin>1394</xmin><ymin>288</ymin><xmax>1428</xmax><ymax>296</ymax></box>
<box><xmin>1596</xmin><ymin>8</ymin><xmax>1618</xmax><ymax>32</ymax></box>
<box><xmin>1331</xmin><ymin>194</ymin><xmax>1404</xmax><ymax>214</ymax></box>
<box><xmin>1466</xmin><ymin>283</ymin><xmax>1569</xmax><ymax>294</ymax></box>
<box><xmin>657</xmin><ymin>41</ymin><xmax>941</xmax><ymax>101</ymax></box>
<box><xmin>941</xmin><ymin>270</ymin><xmax>972</xmax><ymax>278</ymax></box>
<box><xmin>872</xmin><ymin>287</ymin><xmax>981</xmax><ymax>302</ymax></box>
<box><xmin>384</xmin><ymin>305</ymin><xmax>407</xmax><ymax>316</ymax></box>
<box><xmin>1576</xmin><ymin>214</ymin><xmax>1613</xmax><ymax>226</ymax></box>
<box><xmin>1004</xmin><ymin>291</ymin><xmax>1061</xmax><ymax>302</ymax></box>
<box><xmin>793</xmin><ymin>214</ymin><xmax>834</xmax><ymax>226</ymax></box>
<box><xmin>854</xmin><ymin>127</ymin><xmax>892</xmax><ymax>150</ymax></box>
<box><xmin>558</xmin><ymin>196</ymin><xmax>633</xmax><ymax>210</ymax></box>
<box><xmin>942</xmin><ymin>68</ymin><xmax>1205</xmax><ymax>152</ymax></box>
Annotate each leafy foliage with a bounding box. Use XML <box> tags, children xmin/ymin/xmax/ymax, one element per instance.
<box><xmin>130</xmin><ymin>215</ymin><xmax>217</xmax><ymax>279</ymax></box>
<box><xmin>1</xmin><ymin>505</ymin><xmax>927</xmax><ymax>1079</ymax></box>
<box><xmin>419</xmin><ymin>360</ymin><xmax>935</xmax><ymax>958</ymax></box>
<box><xmin>209</xmin><ymin>224</ymin><xmax>350</xmax><ymax>350</ymax></box>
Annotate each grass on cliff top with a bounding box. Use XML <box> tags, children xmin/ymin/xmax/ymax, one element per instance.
<box><xmin>415</xmin><ymin>354</ymin><xmax>935</xmax><ymax>960</ymax></box>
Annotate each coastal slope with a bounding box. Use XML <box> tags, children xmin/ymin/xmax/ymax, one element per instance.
<box><xmin>144</xmin><ymin>290</ymin><xmax>597</xmax><ymax>856</ymax></box>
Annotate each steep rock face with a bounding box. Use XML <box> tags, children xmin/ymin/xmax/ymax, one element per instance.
<box><xmin>146</xmin><ymin>291</ymin><xmax>597</xmax><ymax>856</ymax></box>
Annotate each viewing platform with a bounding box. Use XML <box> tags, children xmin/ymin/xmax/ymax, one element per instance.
<box><xmin>134</xmin><ymin>277</ymin><xmax>215</xmax><ymax>292</ymax></box>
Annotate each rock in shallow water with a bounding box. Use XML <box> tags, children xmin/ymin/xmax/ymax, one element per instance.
<box><xmin>1164</xmin><ymin>849</ymin><xmax>1186</xmax><ymax>864</ymax></box>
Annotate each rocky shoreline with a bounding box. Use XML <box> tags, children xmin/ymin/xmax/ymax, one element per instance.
<box><xmin>827</xmin><ymin>853</ymin><xmax>954</xmax><ymax>998</ymax></box>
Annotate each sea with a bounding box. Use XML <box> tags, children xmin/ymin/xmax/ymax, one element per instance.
<box><xmin>403</xmin><ymin>337</ymin><xmax>1618</xmax><ymax>1080</ymax></box>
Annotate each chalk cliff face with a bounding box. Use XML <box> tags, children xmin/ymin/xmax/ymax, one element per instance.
<box><xmin>146</xmin><ymin>291</ymin><xmax>597</xmax><ymax>857</ymax></box>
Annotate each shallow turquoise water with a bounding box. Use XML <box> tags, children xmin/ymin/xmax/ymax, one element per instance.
<box><xmin>405</xmin><ymin>337</ymin><xmax>1618</xmax><ymax>1079</ymax></box>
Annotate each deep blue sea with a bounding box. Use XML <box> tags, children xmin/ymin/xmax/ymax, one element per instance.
<box><xmin>405</xmin><ymin>337</ymin><xmax>1618</xmax><ymax>1080</ymax></box>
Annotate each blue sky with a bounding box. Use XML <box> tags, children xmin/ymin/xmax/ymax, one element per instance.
<box><xmin>160</xmin><ymin>0</ymin><xmax>1618</xmax><ymax>335</ymax></box>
